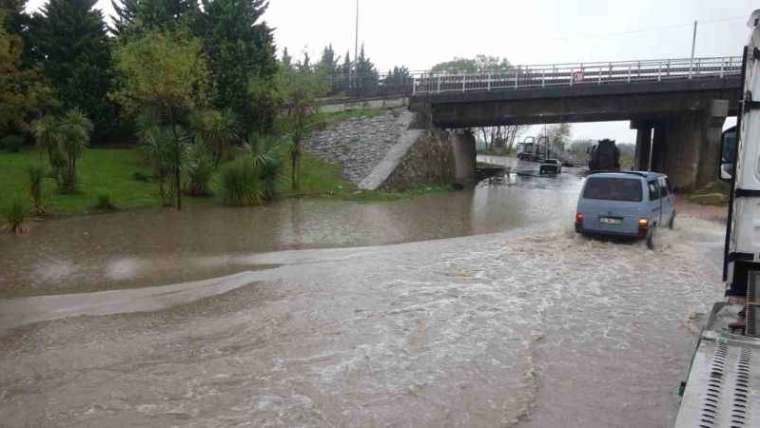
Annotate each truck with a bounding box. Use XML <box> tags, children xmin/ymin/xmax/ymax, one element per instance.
<box><xmin>588</xmin><ymin>138</ymin><xmax>620</xmax><ymax>172</ymax></box>
<box><xmin>516</xmin><ymin>136</ymin><xmax>551</xmax><ymax>162</ymax></box>
<box><xmin>673</xmin><ymin>10</ymin><xmax>760</xmax><ymax>427</ymax></box>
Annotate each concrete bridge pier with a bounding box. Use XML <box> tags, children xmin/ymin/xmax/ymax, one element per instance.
<box><xmin>631</xmin><ymin>99</ymin><xmax>728</xmax><ymax>191</ymax></box>
<box><xmin>451</xmin><ymin>130</ymin><xmax>477</xmax><ymax>185</ymax></box>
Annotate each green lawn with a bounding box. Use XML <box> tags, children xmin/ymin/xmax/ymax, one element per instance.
<box><xmin>0</xmin><ymin>148</ymin><xmax>160</xmax><ymax>215</ymax></box>
<box><xmin>0</xmin><ymin>108</ymin><xmax>446</xmax><ymax>217</ymax></box>
<box><xmin>1</xmin><ymin>143</ymin><xmax>447</xmax><ymax>219</ymax></box>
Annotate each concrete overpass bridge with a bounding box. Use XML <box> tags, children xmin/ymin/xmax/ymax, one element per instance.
<box><xmin>409</xmin><ymin>56</ymin><xmax>743</xmax><ymax>189</ymax></box>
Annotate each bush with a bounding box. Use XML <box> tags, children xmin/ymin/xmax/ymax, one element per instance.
<box><xmin>1</xmin><ymin>135</ymin><xmax>24</xmax><ymax>152</ymax></box>
<box><xmin>250</xmin><ymin>134</ymin><xmax>283</xmax><ymax>201</ymax></box>
<box><xmin>220</xmin><ymin>157</ymin><xmax>264</xmax><ymax>206</ymax></box>
<box><xmin>93</xmin><ymin>193</ymin><xmax>117</xmax><ymax>211</ymax></box>
<box><xmin>27</xmin><ymin>165</ymin><xmax>47</xmax><ymax>216</ymax></box>
<box><xmin>185</xmin><ymin>142</ymin><xmax>214</xmax><ymax>196</ymax></box>
<box><xmin>4</xmin><ymin>199</ymin><xmax>27</xmax><ymax>233</ymax></box>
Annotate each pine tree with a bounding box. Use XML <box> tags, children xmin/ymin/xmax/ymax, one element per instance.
<box><xmin>110</xmin><ymin>0</ymin><xmax>199</xmax><ymax>36</ymax></box>
<box><xmin>30</xmin><ymin>0</ymin><xmax>116</xmax><ymax>141</ymax></box>
<box><xmin>297</xmin><ymin>51</ymin><xmax>311</xmax><ymax>73</ymax></box>
<box><xmin>355</xmin><ymin>44</ymin><xmax>378</xmax><ymax>95</ymax></box>
<box><xmin>281</xmin><ymin>47</ymin><xmax>292</xmax><ymax>71</ymax></box>
<box><xmin>198</xmin><ymin>0</ymin><xmax>277</xmax><ymax>135</ymax></box>
<box><xmin>338</xmin><ymin>51</ymin><xmax>351</xmax><ymax>92</ymax></box>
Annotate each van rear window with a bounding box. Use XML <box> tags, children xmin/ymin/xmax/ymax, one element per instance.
<box><xmin>583</xmin><ymin>177</ymin><xmax>642</xmax><ymax>202</ymax></box>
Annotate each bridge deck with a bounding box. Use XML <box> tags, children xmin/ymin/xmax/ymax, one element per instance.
<box><xmin>412</xmin><ymin>56</ymin><xmax>742</xmax><ymax>97</ymax></box>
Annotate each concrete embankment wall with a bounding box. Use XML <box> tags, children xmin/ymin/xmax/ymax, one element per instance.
<box><xmin>305</xmin><ymin>106</ymin><xmax>460</xmax><ymax>191</ymax></box>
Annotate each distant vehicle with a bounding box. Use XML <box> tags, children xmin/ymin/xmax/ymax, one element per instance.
<box><xmin>574</xmin><ymin>171</ymin><xmax>675</xmax><ymax>249</ymax></box>
<box><xmin>539</xmin><ymin>159</ymin><xmax>562</xmax><ymax>175</ymax></box>
<box><xmin>516</xmin><ymin>137</ymin><xmax>547</xmax><ymax>162</ymax></box>
<box><xmin>517</xmin><ymin>136</ymin><xmax>575</xmax><ymax>165</ymax></box>
<box><xmin>588</xmin><ymin>139</ymin><xmax>620</xmax><ymax>171</ymax></box>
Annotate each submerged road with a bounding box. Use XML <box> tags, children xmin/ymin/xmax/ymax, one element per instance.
<box><xmin>0</xmin><ymin>157</ymin><xmax>727</xmax><ymax>427</ymax></box>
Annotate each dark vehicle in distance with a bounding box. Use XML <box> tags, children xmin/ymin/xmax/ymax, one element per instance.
<box><xmin>588</xmin><ymin>139</ymin><xmax>620</xmax><ymax>172</ymax></box>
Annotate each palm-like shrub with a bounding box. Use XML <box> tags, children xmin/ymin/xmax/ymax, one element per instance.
<box><xmin>31</xmin><ymin>110</ymin><xmax>93</xmax><ymax>193</ymax></box>
<box><xmin>27</xmin><ymin>165</ymin><xmax>47</xmax><ymax>215</ymax></box>
<box><xmin>32</xmin><ymin>115</ymin><xmax>66</xmax><ymax>186</ymax></box>
<box><xmin>57</xmin><ymin>110</ymin><xmax>93</xmax><ymax>192</ymax></box>
<box><xmin>4</xmin><ymin>199</ymin><xmax>27</xmax><ymax>234</ymax></box>
<box><xmin>185</xmin><ymin>141</ymin><xmax>214</xmax><ymax>196</ymax></box>
<box><xmin>193</xmin><ymin>109</ymin><xmax>238</xmax><ymax>167</ymax></box>
<box><xmin>139</xmin><ymin>122</ymin><xmax>179</xmax><ymax>206</ymax></box>
<box><xmin>250</xmin><ymin>134</ymin><xmax>282</xmax><ymax>201</ymax></box>
<box><xmin>220</xmin><ymin>157</ymin><xmax>264</xmax><ymax>206</ymax></box>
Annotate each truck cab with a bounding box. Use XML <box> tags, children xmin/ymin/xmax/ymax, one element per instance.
<box><xmin>674</xmin><ymin>10</ymin><xmax>760</xmax><ymax>427</ymax></box>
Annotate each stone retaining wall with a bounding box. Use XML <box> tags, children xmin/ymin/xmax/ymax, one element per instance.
<box><xmin>305</xmin><ymin>107</ymin><xmax>456</xmax><ymax>191</ymax></box>
<box><xmin>380</xmin><ymin>131</ymin><xmax>456</xmax><ymax>191</ymax></box>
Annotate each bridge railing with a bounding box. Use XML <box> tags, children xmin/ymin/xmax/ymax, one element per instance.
<box><xmin>412</xmin><ymin>56</ymin><xmax>743</xmax><ymax>95</ymax></box>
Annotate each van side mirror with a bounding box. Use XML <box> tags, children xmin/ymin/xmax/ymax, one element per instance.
<box><xmin>720</xmin><ymin>127</ymin><xmax>737</xmax><ymax>182</ymax></box>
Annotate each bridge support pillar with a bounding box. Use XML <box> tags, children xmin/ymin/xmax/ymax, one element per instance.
<box><xmin>631</xmin><ymin>100</ymin><xmax>728</xmax><ymax>191</ymax></box>
<box><xmin>661</xmin><ymin>100</ymin><xmax>728</xmax><ymax>191</ymax></box>
<box><xmin>631</xmin><ymin>120</ymin><xmax>653</xmax><ymax>170</ymax></box>
<box><xmin>451</xmin><ymin>130</ymin><xmax>476</xmax><ymax>185</ymax></box>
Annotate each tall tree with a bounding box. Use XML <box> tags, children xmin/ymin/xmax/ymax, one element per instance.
<box><xmin>110</xmin><ymin>0</ymin><xmax>198</xmax><ymax>36</ymax></box>
<box><xmin>0</xmin><ymin>11</ymin><xmax>54</xmax><ymax>136</ymax></box>
<box><xmin>278</xmin><ymin>67</ymin><xmax>326</xmax><ymax>191</ymax></box>
<box><xmin>354</xmin><ymin>44</ymin><xmax>378</xmax><ymax>95</ymax></box>
<box><xmin>281</xmin><ymin>46</ymin><xmax>292</xmax><ymax>71</ymax></box>
<box><xmin>30</xmin><ymin>0</ymin><xmax>116</xmax><ymax>141</ymax></box>
<box><xmin>317</xmin><ymin>44</ymin><xmax>337</xmax><ymax>75</ymax></box>
<box><xmin>113</xmin><ymin>29</ymin><xmax>209</xmax><ymax>209</ymax></box>
<box><xmin>337</xmin><ymin>50</ymin><xmax>351</xmax><ymax>92</ymax></box>
<box><xmin>198</xmin><ymin>0</ymin><xmax>277</xmax><ymax>135</ymax></box>
<box><xmin>431</xmin><ymin>55</ymin><xmax>511</xmax><ymax>74</ymax></box>
<box><xmin>296</xmin><ymin>51</ymin><xmax>311</xmax><ymax>73</ymax></box>
<box><xmin>383</xmin><ymin>66</ymin><xmax>411</xmax><ymax>89</ymax></box>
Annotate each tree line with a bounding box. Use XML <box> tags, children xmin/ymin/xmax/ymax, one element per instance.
<box><xmin>1</xmin><ymin>0</ymin><xmax>340</xmax><ymax>214</ymax></box>
<box><xmin>283</xmin><ymin>43</ymin><xmax>412</xmax><ymax>98</ymax></box>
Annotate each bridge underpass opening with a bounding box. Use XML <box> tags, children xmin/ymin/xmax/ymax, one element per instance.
<box><xmin>411</xmin><ymin>56</ymin><xmax>742</xmax><ymax>190</ymax></box>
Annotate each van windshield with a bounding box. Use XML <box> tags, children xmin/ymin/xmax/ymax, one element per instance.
<box><xmin>583</xmin><ymin>177</ymin><xmax>642</xmax><ymax>202</ymax></box>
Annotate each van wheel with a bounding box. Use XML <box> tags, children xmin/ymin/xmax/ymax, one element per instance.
<box><xmin>646</xmin><ymin>226</ymin><xmax>656</xmax><ymax>250</ymax></box>
<box><xmin>668</xmin><ymin>212</ymin><xmax>675</xmax><ymax>230</ymax></box>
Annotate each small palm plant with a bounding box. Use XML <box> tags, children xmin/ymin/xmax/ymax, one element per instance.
<box><xmin>32</xmin><ymin>115</ymin><xmax>66</xmax><ymax>187</ymax></box>
<box><xmin>4</xmin><ymin>199</ymin><xmax>27</xmax><ymax>234</ymax></box>
<box><xmin>57</xmin><ymin>110</ymin><xmax>93</xmax><ymax>193</ymax></box>
<box><xmin>250</xmin><ymin>134</ymin><xmax>283</xmax><ymax>201</ymax></box>
<box><xmin>27</xmin><ymin>165</ymin><xmax>47</xmax><ymax>216</ymax></box>
<box><xmin>193</xmin><ymin>109</ymin><xmax>239</xmax><ymax>168</ymax></box>
<box><xmin>31</xmin><ymin>110</ymin><xmax>93</xmax><ymax>193</ymax></box>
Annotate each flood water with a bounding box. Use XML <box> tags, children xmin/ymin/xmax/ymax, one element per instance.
<box><xmin>0</xmin><ymin>157</ymin><xmax>728</xmax><ymax>427</ymax></box>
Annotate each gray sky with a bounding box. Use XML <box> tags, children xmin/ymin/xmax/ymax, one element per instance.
<box><xmin>27</xmin><ymin>0</ymin><xmax>758</xmax><ymax>142</ymax></box>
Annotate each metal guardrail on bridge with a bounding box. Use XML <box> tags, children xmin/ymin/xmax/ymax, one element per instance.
<box><xmin>412</xmin><ymin>56</ymin><xmax>743</xmax><ymax>95</ymax></box>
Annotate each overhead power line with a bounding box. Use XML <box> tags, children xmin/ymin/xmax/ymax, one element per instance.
<box><xmin>547</xmin><ymin>16</ymin><xmax>745</xmax><ymax>42</ymax></box>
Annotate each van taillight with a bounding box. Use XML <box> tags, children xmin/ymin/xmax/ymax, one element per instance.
<box><xmin>575</xmin><ymin>212</ymin><xmax>584</xmax><ymax>223</ymax></box>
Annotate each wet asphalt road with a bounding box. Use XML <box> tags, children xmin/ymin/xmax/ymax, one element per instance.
<box><xmin>0</xmin><ymin>157</ymin><xmax>727</xmax><ymax>427</ymax></box>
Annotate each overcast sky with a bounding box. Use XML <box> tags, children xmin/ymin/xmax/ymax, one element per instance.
<box><xmin>27</xmin><ymin>0</ymin><xmax>759</xmax><ymax>142</ymax></box>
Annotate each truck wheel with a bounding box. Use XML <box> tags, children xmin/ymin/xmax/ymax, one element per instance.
<box><xmin>668</xmin><ymin>212</ymin><xmax>675</xmax><ymax>230</ymax></box>
<box><xmin>646</xmin><ymin>226</ymin><xmax>656</xmax><ymax>250</ymax></box>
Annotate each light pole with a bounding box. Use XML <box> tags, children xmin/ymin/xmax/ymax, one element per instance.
<box><xmin>688</xmin><ymin>20</ymin><xmax>697</xmax><ymax>78</ymax></box>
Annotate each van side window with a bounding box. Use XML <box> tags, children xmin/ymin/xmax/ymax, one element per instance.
<box><xmin>648</xmin><ymin>181</ymin><xmax>660</xmax><ymax>200</ymax></box>
<box><xmin>659</xmin><ymin>178</ymin><xmax>669</xmax><ymax>197</ymax></box>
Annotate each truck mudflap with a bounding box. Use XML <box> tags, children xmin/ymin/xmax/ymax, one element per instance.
<box><xmin>674</xmin><ymin>303</ymin><xmax>760</xmax><ymax>427</ymax></box>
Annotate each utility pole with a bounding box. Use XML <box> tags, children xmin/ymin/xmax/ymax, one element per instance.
<box><xmin>688</xmin><ymin>20</ymin><xmax>698</xmax><ymax>78</ymax></box>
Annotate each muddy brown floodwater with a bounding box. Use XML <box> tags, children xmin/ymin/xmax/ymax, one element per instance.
<box><xmin>0</xmin><ymin>157</ymin><xmax>728</xmax><ymax>427</ymax></box>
